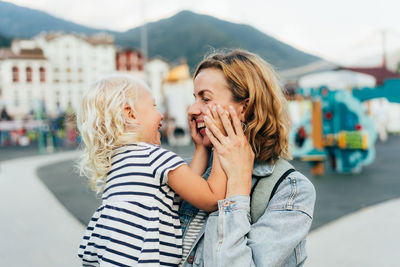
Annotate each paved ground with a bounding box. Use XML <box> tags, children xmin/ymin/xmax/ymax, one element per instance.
<box><xmin>306</xmin><ymin>198</ymin><xmax>400</xmax><ymax>267</ymax></box>
<box><xmin>1</xmin><ymin>135</ymin><xmax>399</xmax><ymax>266</ymax></box>
<box><xmin>36</xmin><ymin>143</ymin><xmax>197</xmax><ymax>225</ymax></box>
<box><xmin>37</xmin><ymin>135</ymin><xmax>400</xmax><ymax>230</ymax></box>
<box><xmin>0</xmin><ymin>143</ymin><xmax>41</xmax><ymax>162</ymax></box>
<box><xmin>0</xmin><ymin>141</ymin><xmax>77</xmax><ymax>162</ymax></box>
<box><xmin>0</xmin><ymin>151</ymin><xmax>84</xmax><ymax>267</ymax></box>
<box><xmin>297</xmin><ymin>134</ymin><xmax>400</xmax><ymax>230</ymax></box>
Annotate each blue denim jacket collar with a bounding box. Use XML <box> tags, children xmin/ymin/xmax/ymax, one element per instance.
<box><xmin>252</xmin><ymin>161</ymin><xmax>275</xmax><ymax>177</ymax></box>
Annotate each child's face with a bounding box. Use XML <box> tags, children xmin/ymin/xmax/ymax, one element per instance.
<box><xmin>134</xmin><ymin>87</ymin><xmax>164</xmax><ymax>145</ymax></box>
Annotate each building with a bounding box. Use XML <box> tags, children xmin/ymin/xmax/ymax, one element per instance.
<box><xmin>0</xmin><ymin>42</ymin><xmax>51</xmax><ymax>117</ymax></box>
<box><xmin>162</xmin><ymin>61</ymin><xmax>194</xmax><ymax>146</ymax></box>
<box><xmin>116</xmin><ymin>49</ymin><xmax>145</xmax><ymax>73</ymax></box>
<box><xmin>0</xmin><ymin>32</ymin><xmax>116</xmax><ymax>117</ymax></box>
<box><xmin>144</xmin><ymin>58</ymin><xmax>169</xmax><ymax>108</ymax></box>
<box><xmin>35</xmin><ymin>32</ymin><xmax>116</xmax><ymax>113</ymax></box>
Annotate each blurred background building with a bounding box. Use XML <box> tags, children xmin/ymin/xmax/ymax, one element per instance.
<box><xmin>0</xmin><ymin>31</ymin><xmax>197</xmax><ymax>147</ymax></box>
<box><xmin>0</xmin><ymin>32</ymin><xmax>116</xmax><ymax>117</ymax></box>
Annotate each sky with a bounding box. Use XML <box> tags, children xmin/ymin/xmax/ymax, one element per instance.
<box><xmin>3</xmin><ymin>0</ymin><xmax>400</xmax><ymax>65</ymax></box>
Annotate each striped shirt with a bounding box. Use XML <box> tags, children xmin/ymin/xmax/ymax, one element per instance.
<box><xmin>78</xmin><ymin>143</ymin><xmax>186</xmax><ymax>266</ymax></box>
<box><xmin>179</xmin><ymin>210</ymin><xmax>208</xmax><ymax>266</ymax></box>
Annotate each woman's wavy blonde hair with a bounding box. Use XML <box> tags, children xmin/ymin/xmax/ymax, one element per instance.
<box><xmin>77</xmin><ymin>75</ymin><xmax>147</xmax><ymax>193</ymax></box>
<box><xmin>194</xmin><ymin>49</ymin><xmax>292</xmax><ymax>163</ymax></box>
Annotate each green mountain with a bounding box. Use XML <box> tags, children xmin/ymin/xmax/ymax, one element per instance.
<box><xmin>0</xmin><ymin>1</ymin><xmax>102</xmax><ymax>37</ymax></box>
<box><xmin>115</xmin><ymin>11</ymin><xmax>320</xmax><ymax>71</ymax></box>
<box><xmin>0</xmin><ymin>1</ymin><xmax>320</xmax><ymax>70</ymax></box>
<box><xmin>0</xmin><ymin>33</ymin><xmax>11</xmax><ymax>47</ymax></box>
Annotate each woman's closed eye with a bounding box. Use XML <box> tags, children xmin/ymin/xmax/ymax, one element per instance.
<box><xmin>202</xmin><ymin>97</ymin><xmax>211</xmax><ymax>103</ymax></box>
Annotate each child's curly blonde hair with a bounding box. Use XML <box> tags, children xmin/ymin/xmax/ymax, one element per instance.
<box><xmin>77</xmin><ymin>75</ymin><xmax>148</xmax><ymax>193</ymax></box>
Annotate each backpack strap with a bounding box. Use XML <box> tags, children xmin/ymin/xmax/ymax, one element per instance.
<box><xmin>250</xmin><ymin>159</ymin><xmax>296</xmax><ymax>223</ymax></box>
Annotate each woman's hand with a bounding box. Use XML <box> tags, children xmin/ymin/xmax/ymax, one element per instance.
<box><xmin>204</xmin><ymin>105</ymin><xmax>255</xmax><ymax>197</ymax></box>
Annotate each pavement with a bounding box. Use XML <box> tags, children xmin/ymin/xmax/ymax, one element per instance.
<box><xmin>0</xmin><ymin>151</ymin><xmax>84</xmax><ymax>267</ymax></box>
<box><xmin>36</xmin><ymin>135</ymin><xmax>400</xmax><ymax>231</ymax></box>
<box><xmin>1</xmin><ymin>138</ymin><xmax>399</xmax><ymax>266</ymax></box>
<box><xmin>306</xmin><ymin>198</ymin><xmax>400</xmax><ymax>267</ymax></box>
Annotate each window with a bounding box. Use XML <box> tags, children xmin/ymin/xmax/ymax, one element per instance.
<box><xmin>39</xmin><ymin>67</ymin><xmax>46</xmax><ymax>82</ymax></box>
<box><xmin>26</xmin><ymin>67</ymin><xmax>32</xmax><ymax>82</ymax></box>
<box><xmin>12</xmin><ymin>66</ymin><xmax>19</xmax><ymax>82</ymax></box>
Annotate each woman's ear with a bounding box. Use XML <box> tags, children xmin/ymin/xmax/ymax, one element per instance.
<box><xmin>122</xmin><ymin>104</ymin><xmax>138</xmax><ymax>124</ymax></box>
<box><xmin>239</xmin><ymin>98</ymin><xmax>249</xmax><ymax>122</ymax></box>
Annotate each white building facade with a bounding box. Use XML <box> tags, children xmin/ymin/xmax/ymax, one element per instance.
<box><xmin>0</xmin><ymin>32</ymin><xmax>116</xmax><ymax>118</ymax></box>
<box><xmin>35</xmin><ymin>32</ymin><xmax>116</xmax><ymax>113</ymax></box>
<box><xmin>145</xmin><ymin>58</ymin><xmax>170</xmax><ymax>108</ymax></box>
<box><xmin>0</xmin><ymin>45</ymin><xmax>51</xmax><ymax>117</ymax></box>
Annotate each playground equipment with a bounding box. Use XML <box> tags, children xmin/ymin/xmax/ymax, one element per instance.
<box><xmin>352</xmin><ymin>79</ymin><xmax>400</xmax><ymax>103</ymax></box>
<box><xmin>291</xmin><ymin>79</ymin><xmax>400</xmax><ymax>175</ymax></box>
<box><xmin>291</xmin><ymin>86</ymin><xmax>377</xmax><ymax>175</ymax></box>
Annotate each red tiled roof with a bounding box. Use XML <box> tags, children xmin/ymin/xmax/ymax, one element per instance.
<box><xmin>0</xmin><ymin>48</ymin><xmax>46</xmax><ymax>60</ymax></box>
<box><xmin>340</xmin><ymin>66</ymin><xmax>400</xmax><ymax>85</ymax></box>
<box><xmin>42</xmin><ymin>32</ymin><xmax>114</xmax><ymax>45</ymax></box>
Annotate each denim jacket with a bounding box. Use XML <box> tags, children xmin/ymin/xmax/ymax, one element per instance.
<box><xmin>179</xmin><ymin>160</ymin><xmax>316</xmax><ymax>267</ymax></box>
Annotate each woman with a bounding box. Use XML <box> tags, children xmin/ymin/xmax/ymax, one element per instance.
<box><xmin>179</xmin><ymin>49</ymin><xmax>316</xmax><ymax>266</ymax></box>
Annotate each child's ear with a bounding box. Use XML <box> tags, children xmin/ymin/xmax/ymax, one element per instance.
<box><xmin>122</xmin><ymin>104</ymin><xmax>138</xmax><ymax>124</ymax></box>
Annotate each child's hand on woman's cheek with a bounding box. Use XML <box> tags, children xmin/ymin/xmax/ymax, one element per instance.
<box><xmin>189</xmin><ymin>116</ymin><xmax>204</xmax><ymax>146</ymax></box>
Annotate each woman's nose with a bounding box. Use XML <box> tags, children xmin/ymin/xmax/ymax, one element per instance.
<box><xmin>188</xmin><ymin>101</ymin><xmax>202</xmax><ymax>116</ymax></box>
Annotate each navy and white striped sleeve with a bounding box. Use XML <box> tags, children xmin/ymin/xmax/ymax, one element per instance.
<box><xmin>152</xmin><ymin>147</ymin><xmax>186</xmax><ymax>185</ymax></box>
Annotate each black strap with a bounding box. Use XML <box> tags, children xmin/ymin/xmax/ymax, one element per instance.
<box><xmin>250</xmin><ymin>168</ymin><xmax>296</xmax><ymax>200</ymax></box>
<box><xmin>268</xmin><ymin>168</ymin><xmax>296</xmax><ymax>201</ymax></box>
<box><xmin>250</xmin><ymin>178</ymin><xmax>262</xmax><ymax>198</ymax></box>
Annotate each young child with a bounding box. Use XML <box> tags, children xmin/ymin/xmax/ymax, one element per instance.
<box><xmin>77</xmin><ymin>75</ymin><xmax>226</xmax><ymax>266</ymax></box>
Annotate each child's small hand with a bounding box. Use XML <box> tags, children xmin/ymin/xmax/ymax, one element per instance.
<box><xmin>189</xmin><ymin>116</ymin><xmax>204</xmax><ymax>146</ymax></box>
